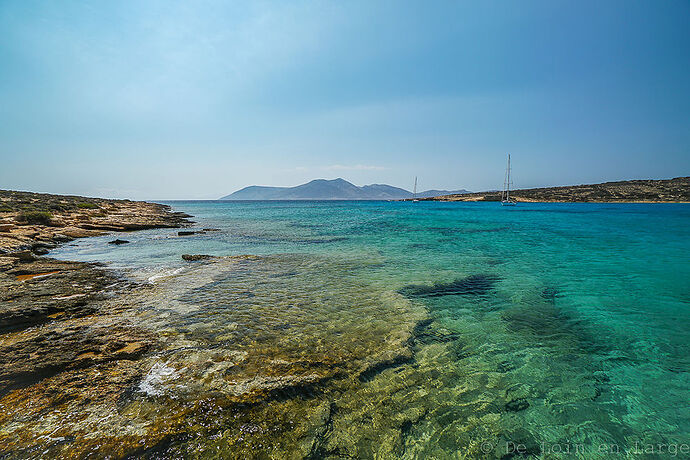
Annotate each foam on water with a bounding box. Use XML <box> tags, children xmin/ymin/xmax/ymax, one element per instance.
<box><xmin>138</xmin><ymin>361</ymin><xmax>183</xmax><ymax>397</ymax></box>
<box><xmin>145</xmin><ymin>266</ymin><xmax>187</xmax><ymax>284</ymax></box>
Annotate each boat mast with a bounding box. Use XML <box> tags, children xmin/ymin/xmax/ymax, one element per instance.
<box><xmin>506</xmin><ymin>153</ymin><xmax>510</xmax><ymax>201</ymax></box>
<box><xmin>503</xmin><ymin>154</ymin><xmax>512</xmax><ymax>202</ymax></box>
<box><xmin>413</xmin><ymin>176</ymin><xmax>417</xmax><ymax>200</ymax></box>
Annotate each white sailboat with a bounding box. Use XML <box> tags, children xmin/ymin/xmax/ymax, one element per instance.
<box><xmin>501</xmin><ymin>154</ymin><xmax>517</xmax><ymax>206</ymax></box>
<box><xmin>412</xmin><ymin>176</ymin><xmax>419</xmax><ymax>202</ymax></box>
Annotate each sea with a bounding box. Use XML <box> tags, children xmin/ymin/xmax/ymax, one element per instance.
<box><xmin>48</xmin><ymin>200</ymin><xmax>690</xmax><ymax>458</ymax></box>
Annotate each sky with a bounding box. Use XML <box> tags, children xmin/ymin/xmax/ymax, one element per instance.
<box><xmin>0</xmin><ymin>0</ymin><xmax>688</xmax><ymax>199</ymax></box>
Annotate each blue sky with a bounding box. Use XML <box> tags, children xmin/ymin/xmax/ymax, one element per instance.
<box><xmin>1</xmin><ymin>1</ymin><xmax>688</xmax><ymax>199</ymax></box>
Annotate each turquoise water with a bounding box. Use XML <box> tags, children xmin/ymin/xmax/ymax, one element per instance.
<box><xmin>49</xmin><ymin>201</ymin><xmax>690</xmax><ymax>458</ymax></box>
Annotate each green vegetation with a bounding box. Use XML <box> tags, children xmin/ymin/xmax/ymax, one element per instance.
<box><xmin>16</xmin><ymin>210</ymin><xmax>53</xmax><ymax>225</ymax></box>
<box><xmin>0</xmin><ymin>190</ymin><xmax>114</xmax><ymax>214</ymax></box>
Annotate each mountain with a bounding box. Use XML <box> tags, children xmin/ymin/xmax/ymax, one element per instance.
<box><xmin>219</xmin><ymin>178</ymin><xmax>469</xmax><ymax>200</ymax></box>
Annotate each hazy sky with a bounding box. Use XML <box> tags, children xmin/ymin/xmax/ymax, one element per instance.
<box><xmin>1</xmin><ymin>1</ymin><xmax>688</xmax><ymax>199</ymax></box>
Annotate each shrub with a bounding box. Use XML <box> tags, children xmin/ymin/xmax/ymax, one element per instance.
<box><xmin>16</xmin><ymin>211</ymin><xmax>53</xmax><ymax>225</ymax></box>
<box><xmin>77</xmin><ymin>202</ymin><xmax>98</xmax><ymax>209</ymax></box>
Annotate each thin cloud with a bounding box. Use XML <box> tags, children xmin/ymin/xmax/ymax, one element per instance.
<box><xmin>323</xmin><ymin>164</ymin><xmax>388</xmax><ymax>171</ymax></box>
<box><xmin>286</xmin><ymin>164</ymin><xmax>388</xmax><ymax>173</ymax></box>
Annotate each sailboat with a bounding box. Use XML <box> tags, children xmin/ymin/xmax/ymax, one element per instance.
<box><xmin>501</xmin><ymin>154</ymin><xmax>517</xmax><ymax>206</ymax></box>
<box><xmin>412</xmin><ymin>176</ymin><xmax>419</xmax><ymax>202</ymax></box>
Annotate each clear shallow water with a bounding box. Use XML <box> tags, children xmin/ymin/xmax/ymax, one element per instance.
<box><xmin>48</xmin><ymin>201</ymin><xmax>690</xmax><ymax>458</ymax></box>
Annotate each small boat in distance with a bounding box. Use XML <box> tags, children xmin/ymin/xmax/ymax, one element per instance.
<box><xmin>412</xmin><ymin>176</ymin><xmax>419</xmax><ymax>202</ymax></box>
<box><xmin>501</xmin><ymin>154</ymin><xmax>517</xmax><ymax>206</ymax></box>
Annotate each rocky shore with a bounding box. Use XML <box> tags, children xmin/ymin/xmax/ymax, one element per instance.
<box><xmin>0</xmin><ymin>188</ymin><xmax>193</xmax><ymax>332</ymax></box>
<box><xmin>419</xmin><ymin>176</ymin><xmax>690</xmax><ymax>202</ymax></box>
<box><xmin>0</xmin><ymin>190</ymin><xmax>194</xmax><ymax>454</ymax></box>
<box><xmin>0</xmin><ymin>189</ymin><xmax>192</xmax><ymax>255</ymax></box>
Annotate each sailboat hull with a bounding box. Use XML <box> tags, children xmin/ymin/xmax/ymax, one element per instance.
<box><xmin>501</xmin><ymin>200</ymin><xmax>517</xmax><ymax>206</ymax></box>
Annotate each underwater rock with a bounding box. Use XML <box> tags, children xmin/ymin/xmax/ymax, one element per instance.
<box><xmin>505</xmin><ymin>398</ymin><xmax>530</xmax><ymax>412</ymax></box>
<box><xmin>411</xmin><ymin>318</ymin><xmax>434</xmax><ymax>335</ymax></box>
<box><xmin>230</xmin><ymin>374</ymin><xmax>331</xmax><ymax>401</ymax></box>
<box><xmin>497</xmin><ymin>360</ymin><xmax>517</xmax><ymax>373</ymax></box>
<box><xmin>499</xmin><ymin>428</ymin><xmax>541</xmax><ymax>459</ymax></box>
<box><xmin>399</xmin><ymin>274</ymin><xmax>499</xmax><ymax>298</ymax></box>
<box><xmin>501</xmin><ymin>301</ymin><xmax>571</xmax><ymax>338</ymax></box>
<box><xmin>306</xmin><ymin>237</ymin><xmax>349</xmax><ymax>244</ymax></box>
<box><xmin>541</xmin><ymin>287</ymin><xmax>560</xmax><ymax>303</ymax></box>
<box><xmin>0</xmin><ymin>356</ymin><xmax>155</xmax><ymax>457</ymax></box>
<box><xmin>305</xmin><ymin>401</ymin><xmax>338</xmax><ymax>458</ymax></box>
<box><xmin>409</xmin><ymin>318</ymin><xmax>461</xmax><ymax>345</ymax></box>
<box><xmin>358</xmin><ymin>349</ymin><xmax>414</xmax><ymax>382</ymax></box>
<box><xmin>177</xmin><ymin>231</ymin><xmax>196</xmax><ymax>236</ymax></box>
<box><xmin>0</xmin><ymin>321</ymin><xmax>154</xmax><ymax>396</ymax></box>
<box><xmin>592</xmin><ymin>387</ymin><xmax>603</xmax><ymax>401</ymax></box>
<box><xmin>108</xmin><ymin>239</ymin><xmax>130</xmax><ymax>245</ymax></box>
<box><xmin>181</xmin><ymin>254</ymin><xmax>214</xmax><ymax>261</ymax></box>
<box><xmin>137</xmin><ymin>361</ymin><xmax>183</xmax><ymax>397</ymax></box>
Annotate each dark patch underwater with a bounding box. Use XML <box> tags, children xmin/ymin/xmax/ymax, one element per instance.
<box><xmin>399</xmin><ymin>274</ymin><xmax>499</xmax><ymax>298</ymax></box>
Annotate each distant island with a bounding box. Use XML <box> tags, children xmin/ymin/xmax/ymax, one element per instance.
<box><xmin>418</xmin><ymin>177</ymin><xmax>690</xmax><ymax>203</ymax></box>
<box><xmin>220</xmin><ymin>178</ymin><xmax>469</xmax><ymax>200</ymax></box>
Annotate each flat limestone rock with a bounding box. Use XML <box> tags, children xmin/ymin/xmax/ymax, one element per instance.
<box><xmin>60</xmin><ymin>227</ymin><xmax>103</xmax><ymax>239</ymax></box>
<box><xmin>0</xmin><ymin>258</ymin><xmax>124</xmax><ymax>333</ymax></box>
